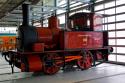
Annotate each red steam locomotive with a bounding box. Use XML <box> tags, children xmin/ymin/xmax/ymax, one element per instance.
<box><xmin>2</xmin><ymin>4</ymin><xmax>113</xmax><ymax>74</ymax></box>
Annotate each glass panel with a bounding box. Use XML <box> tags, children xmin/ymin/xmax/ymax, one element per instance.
<box><xmin>105</xmin><ymin>1</ymin><xmax>115</xmax><ymax>8</ymax></box>
<box><xmin>117</xmin><ymin>47</ymin><xmax>125</xmax><ymax>54</ymax></box>
<box><xmin>57</xmin><ymin>9</ymin><xmax>66</xmax><ymax>14</ymax></box>
<box><xmin>108</xmin><ymin>54</ymin><xmax>116</xmax><ymax>61</ymax></box>
<box><xmin>95</xmin><ymin>4</ymin><xmax>104</xmax><ymax>11</ymax></box>
<box><xmin>117</xmin><ymin>55</ymin><xmax>125</xmax><ymax>62</ymax></box>
<box><xmin>117</xmin><ymin>39</ymin><xmax>125</xmax><ymax>45</ymax></box>
<box><xmin>116</xmin><ymin>23</ymin><xmax>125</xmax><ymax>29</ymax></box>
<box><xmin>109</xmin><ymin>39</ymin><xmax>116</xmax><ymax>45</ymax></box>
<box><xmin>96</xmin><ymin>11</ymin><xmax>104</xmax><ymax>14</ymax></box>
<box><xmin>117</xmin><ymin>31</ymin><xmax>125</xmax><ymax>37</ymax></box>
<box><xmin>70</xmin><ymin>1</ymin><xmax>82</xmax><ymax>8</ymax></box>
<box><xmin>33</xmin><ymin>23</ymin><xmax>41</xmax><ymax>27</ymax></box>
<box><xmin>58</xmin><ymin>15</ymin><xmax>65</xmax><ymax>24</ymax></box>
<box><xmin>108</xmin><ymin>32</ymin><xmax>116</xmax><ymax>37</ymax></box>
<box><xmin>57</xmin><ymin>0</ymin><xmax>66</xmax><ymax>6</ymax></box>
<box><xmin>116</xmin><ymin>6</ymin><xmax>125</xmax><ymax>13</ymax></box>
<box><xmin>116</xmin><ymin>14</ymin><xmax>125</xmax><ymax>21</ymax></box>
<box><xmin>116</xmin><ymin>0</ymin><xmax>125</xmax><ymax>5</ymax></box>
<box><xmin>57</xmin><ymin>0</ymin><xmax>66</xmax><ymax>14</ymax></box>
<box><xmin>43</xmin><ymin>0</ymin><xmax>54</xmax><ymax>6</ymax></box>
<box><xmin>107</xmin><ymin>24</ymin><xmax>115</xmax><ymax>30</ymax></box>
<box><xmin>105</xmin><ymin>8</ymin><xmax>115</xmax><ymax>14</ymax></box>
<box><xmin>107</xmin><ymin>16</ymin><xmax>115</xmax><ymax>22</ymax></box>
<box><xmin>43</xmin><ymin>20</ymin><xmax>48</xmax><ymax>27</ymax></box>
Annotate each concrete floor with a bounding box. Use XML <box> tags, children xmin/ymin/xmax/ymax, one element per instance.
<box><xmin>0</xmin><ymin>55</ymin><xmax>125</xmax><ymax>83</ymax></box>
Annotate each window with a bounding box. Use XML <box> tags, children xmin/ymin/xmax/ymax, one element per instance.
<box><xmin>95</xmin><ymin>0</ymin><xmax>125</xmax><ymax>62</ymax></box>
<box><xmin>116</xmin><ymin>23</ymin><xmax>125</xmax><ymax>29</ymax></box>
<box><xmin>117</xmin><ymin>31</ymin><xmax>125</xmax><ymax>37</ymax></box>
<box><xmin>108</xmin><ymin>54</ymin><xmax>116</xmax><ymax>61</ymax></box>
<box><xmin>117</xmin><ymin>39</ymin><xmax>125</xmax><ymax>45</ymax></box>
<box><xmin>105</xmin><ymin>1</ymin><xmax>115</xmax><ymax>8</ymax></box>
<box><xmin>58</xmin><ymin>15</ymin><xmax>65</xmax><ymax>24</ymax></box>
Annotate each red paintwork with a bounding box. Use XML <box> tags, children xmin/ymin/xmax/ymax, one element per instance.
<box><xmin>69</xmin><ymin>13</ymin><xmax>103</xmax><ymax>31</ymax></box>
<box><xmin>20</xmin><ymin>16</ymin><xmax>61</xmax><ymax>72</ymax></box>
<box><xmin>3</xmin><ymin>13</ymin><xmax>111</xmax><ymax>74</ymax></box>
<box><xmin>61</xmin><ymin>31</ymin><xmax>103</xmax><ymax>49</ymax></box>
<box><xmin>21</xmin><ymin>55</ymin><xmax>43</xmax><ymax>72</ymax></box>
<box><xmin>32</xmin><ymin>43</ymin><xmax>44</xmax><ymax>52</ymax></box>
<box><xmin>36</xmin><ymin>28</ymin><xmax>53</xmax><ymax>44</ymax></box>
<box><xmin>48</xmin><ymin>16</ymin><xmax>59</xmax><ymax>29</ymax></box>
<box><xmin>77</xmin><ymin>52</ymin><xmax>93</xmax><ymax>69</ymax></box>
<box><xmin>28</xmin><ymin>55</ymin><xmax>42</xmax><ymax>72</ymax></box>
<box><xmin>35</xmin><ymin>16</ymin><xmax>60</xmax><ymax>48</ymax></box>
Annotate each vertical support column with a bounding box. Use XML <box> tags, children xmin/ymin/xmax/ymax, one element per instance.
<box><xmin>22</xmin><ymin>4</ymin><xmax>30</xmax><ymax>26</ymax></box>
<box><xmin>65</xmin><ymin>0</ymin><xmax>70</xmax><ymax>29</ymax></box>
<box><xmin>54</xmin><ymin>0</ymin><xmax>57</xmax><ymax>16</ymax></box>
<box><xmin>40</xmin><ymin>1</ymin><xmax>44</xmax><ymax>27</ymax></box>
<box><xmin>89</xmin><ymin>0</ymin><xmax>96</xmax><ymax>12</ymax></box>
<box><xmin>103</xmin><ymin>2</ymin><xmax>106</xmax><ymax>30</ymax></box>
<box><xmin>114</xmin><ymin>0</ymin><xmax>117</xmax><ymax>62</ymax></box>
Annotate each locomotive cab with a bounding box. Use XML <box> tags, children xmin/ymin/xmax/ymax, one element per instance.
<box><xmin>68</xmin><ymin>13</ymin><xmax>103</xmax><ymax>31</ymax></box>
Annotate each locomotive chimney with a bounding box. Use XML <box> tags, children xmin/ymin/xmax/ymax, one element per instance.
<box><xmin>22</xmin><ymin>4</ymin><xmax>29</xmax><ymax>26</ymax></box>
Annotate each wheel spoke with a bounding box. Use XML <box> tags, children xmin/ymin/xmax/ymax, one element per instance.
<box><xmin>43</xmin><ymin>53</ymin><xmax>62</xmax><ymax>75</ymax></box>
<box><xmin>77</xmin><ymin>51</ymin><xmax>93</xmax><ymax>70</ymax></box>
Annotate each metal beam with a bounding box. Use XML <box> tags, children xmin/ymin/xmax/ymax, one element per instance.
<box><xmin>0</xmin><ymin>24</ymin><xmax>17</xmax><ymax>27</ymax></box>
<box><xmin>109</xmin><ymin>37</ymin><xmax>125</xmax><ymax>39</ymax></box>
<box><xmin>30</xmin><ymin>5</ymin><xmax>65</xmax><ymax>10</ymax></box>
<box><xmin>0</xmin><ymin>0</ymin><xmax>25</xmax><ymax>19</ymax></box>
<box><xmin>57</xmin><ymin>0</ymin><xmax>115</xmax><ymax>16</ymax></box>
<box><xmin>10</xmin><ymin>9</ymin><xmax>22</xmax><ymax>14</ymax></box>
<box><xmin>95</xmin><ymin>3</ymin><xmax>125</xmax><ymax>12</ymax></box>
<box><xmin>0</xmin><ymin>22</ymin><xmax>17</xmax><ymax>24</ymax></box>
<box><xmin>110</xmin><ymin>45</ymin><xmax>125</xmax><ymax>47</ymax></box>
<box><xmin>103</xmin><ymin>20</ymin><xmax>125</xmax><ymax>25</ymax></box>
<box><xmin>0</xmin><ymin>18</ymin><xmax>23</xmax><ymax>22</ymax></box>
<box><xmin>70</xmin><ymin>0</ymin><xmax>91</xmax><ymax>3</ymax></box>
<box><xmin>111</xmin><ymin>53</ymin><xmax>125</xmax><ymax>56</ymax></box>
<box><xmin>108</xmin><ymin>29</ymin><xmax>125</xmax><ymax>32</ymax></box>
<box><xmin>0</xmin><ymin>21</ymin><xmax>18</xmax><ymax>26</ymax></box>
